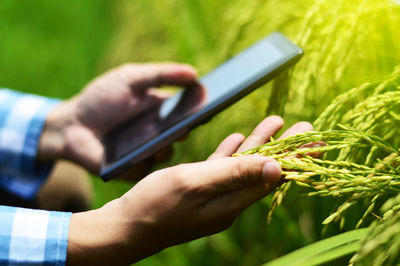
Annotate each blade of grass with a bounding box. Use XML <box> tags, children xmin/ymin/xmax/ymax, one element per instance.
<box><xmin>263</xmin><ymin>228</ymin><xmax>368</xmax><ymax>266</ymax></box>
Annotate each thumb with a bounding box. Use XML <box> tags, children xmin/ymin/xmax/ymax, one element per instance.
<box><xmin>118</xmin><ymin>63</ymin><xmax>198</xmax><ymax>92</ymax></box>
<box><xmin>190</xmin><ymin>155</ymin><xmax>282</xmax><ymax>195</ymax></box>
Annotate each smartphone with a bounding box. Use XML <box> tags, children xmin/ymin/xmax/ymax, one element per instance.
<box><xmin>101</xmin><ymin>32</ymin><xmax>303</xmax><ymax>180</ymax></box>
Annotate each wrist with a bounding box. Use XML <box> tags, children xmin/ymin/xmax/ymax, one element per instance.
<box><xmin>37</xmin><ymin>100</ymin><xmax>79</xmax><ymax>162</ymax></box>
<box><xmin>67</xmin><ymin>203</ymin><xmax>125</xmax><ymax>265</ymax></box>
<box><xmin>67</xmin><ymin>198</ymin><xmax>159</xmax><ymax>265</ymax></box>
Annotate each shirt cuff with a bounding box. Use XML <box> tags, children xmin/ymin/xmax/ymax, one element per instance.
<box><xmin>0</xmin><ymin>206</ymin><xmax>71</xmax><ymax>266</ymax></box>
<box><xmin>0</xmin><ymin>89</ymin><xmax>61</xmax><ymax>200</ymax></box>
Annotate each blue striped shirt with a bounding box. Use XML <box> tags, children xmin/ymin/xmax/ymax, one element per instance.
<box><xmin>0</xmin><ymin>89</ymin><xmax>70</xmax><ymax>265</ymax></box>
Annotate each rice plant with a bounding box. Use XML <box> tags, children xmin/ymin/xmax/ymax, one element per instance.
<box><xmin>239</xmin><ymin>64</ymin><xmax>400</xmax><ymax>264</ymax></box>
<box><xmin>4</xmin><ymin>0</ymin><xmax>400</xmax><ymax>264</ymax></box>
<box><xmin>268</xmin><ymin>0</ymin><xmax>400</xmax><ymax>120</ymax></box>
<box><xmin>100</xmin><ymin>0</ymin><xmax>400</xmax><ymax>264</ymax></box>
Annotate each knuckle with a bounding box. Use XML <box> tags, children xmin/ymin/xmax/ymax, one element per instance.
<box><xmin>232</xmin><ymin>132</ymin><xmax>245</xmax><ymax>141</ymax></box>
<box><xmin>111</xmin><ymin>64</ymin><xmax>137</xmax><ymax>78</ymax></box>
<box><xmin>115</xmin><ymin>64</ymin><xmax>139</xmax><ymax>78</ymax></box>
<box><xmin>231</xmin><ymin>160</ymin><xmax>250</xmax><ymax>187</ymax></box>
<box><xmin>208</xmin><ymin>152</ymin><xmax>222</xmax><ymax>160</ymax></box>
<box><xmin>170</xmin><ymin>164</ymin><xmax>194</xmax><ymax>191</ymax></box>
<box><xmin>153</xmin><ymin>69</ymin><xmax>164</xmax><ymax>85</ymax></box>
<box><xmin>171</xmin><ymin>163</ymin><xmax>208</xmax><ymax>198</ymax></box>
<box><xmin>230</xmin><ymin>156</ymin><xmax>266</xmax><ymax>187</ymax></box>
<box><xmin>296</xmin><ymin>121</ymin><xmax>314</xmax><ymax>130</ymax></box>
<box><xmin>119</xmin><ymin>63</ymin><xmax>136</xmax><ymax>71</ymax></box>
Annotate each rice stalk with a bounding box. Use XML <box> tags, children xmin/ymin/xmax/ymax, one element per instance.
<box><xmin>350</xmin><ymin>194</ymin><xmax>400</xmax><ymax>265</ymax></box>
<box><xmin>236</xmin><ymin>126</ymin><xmax>400</xmax><ymax>227</ymax></box>
<box><xmin>272</xmin><ymin>0</ymin><xmax>400</xmax><ymax>120</ymax></box>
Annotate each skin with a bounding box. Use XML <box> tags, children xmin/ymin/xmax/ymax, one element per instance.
<box><xmin>38</xmin><ymin>63</ymin><xmax>199</xmax><ymax>178</ymax></box>
<box><xmin>37</xmin><ymin>63</ymin><xmax>313</xmax><ymax>265</ymax></box>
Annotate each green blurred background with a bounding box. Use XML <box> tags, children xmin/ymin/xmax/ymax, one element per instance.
<box><xmin>1</xmin><ymin>0</ymin><xmax>399</xmax><ymax>265</ymax></box>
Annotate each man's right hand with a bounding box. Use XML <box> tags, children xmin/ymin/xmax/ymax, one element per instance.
<box><xmin>66</xmin><ymin>116</ymin><xmax>314</xmax><ymax>265</ymax></box>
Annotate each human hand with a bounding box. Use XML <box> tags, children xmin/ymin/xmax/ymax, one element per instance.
<box><xmin>67</xmin><ymin>116</ymin><xmax>314</xmax><ymax>265</ymax></box>
<box><xmin>38</xmin><ymin>63</ymin><xmax>198</xmax><ymax>176</ymax></box>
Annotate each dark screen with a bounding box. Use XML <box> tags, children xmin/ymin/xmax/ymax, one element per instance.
<box><xmin>105</xmin><ymin>34</ymin><xmax>296</xmax><ymax>164</ymax></box>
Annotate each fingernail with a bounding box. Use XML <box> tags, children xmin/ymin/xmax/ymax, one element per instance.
<box><xmin>263</xmin><ymin>161</ymin><xmax>282</xmax><ymax>183</ymax></box>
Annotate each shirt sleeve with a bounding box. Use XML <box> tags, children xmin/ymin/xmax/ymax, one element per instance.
<box><xmin>0</xmin><ymin>205</ymin><xmax>71</xmax><ymax>265</ymax></box>
<box><xmin>0</xmin><ymin>88</ymin><xmax>60</xmax><ymax>200</ymax></box>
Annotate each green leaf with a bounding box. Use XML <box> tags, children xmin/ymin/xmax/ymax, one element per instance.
<box><xmin>263</xmin><ymin>228</ymin><xmax>368</xmax><ymax>266</ymax></box>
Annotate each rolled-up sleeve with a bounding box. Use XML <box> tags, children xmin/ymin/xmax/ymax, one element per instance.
<box><xmin>0</xmin><ymin>89</ymin><xmax>60</xmax><ymax>200</ymax></box>
<box><xmin>0</xmin><ymin>89</ymin><xmax>71</xmax><ymax>265</ymax></box>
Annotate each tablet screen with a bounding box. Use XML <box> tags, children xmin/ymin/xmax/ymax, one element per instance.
<box><xmin>105</xmin><ymin>83</ymin><xmax>207</xmax><ymax>161</ymax></box>
<box><xmin>103</xmin><ymin>33</ymin><xmax>302</xmax><ymax>176</ymax></box>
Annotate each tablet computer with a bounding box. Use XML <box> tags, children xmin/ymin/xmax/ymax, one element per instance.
<box><xmin>101</xmin><ymin>32</ymin><xmax>303</xmax><ymax>180</ymax></box>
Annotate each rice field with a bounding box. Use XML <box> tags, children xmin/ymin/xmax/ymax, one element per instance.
<box><xmin>1</xmin><ymin>0</ymin><xmax>400</xmax><ymax>264</ymax></box>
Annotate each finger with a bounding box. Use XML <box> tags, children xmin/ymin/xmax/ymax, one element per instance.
<box><xmin>125</xmin><ymin>87</ymin><xmax>181</xmax><ymax>118</ymax></box>
<box><xmin>236</xmin><ymin>116</ymin><xmax>284</xmax><ymax>153</ymax></box>
<box><xmin>147</xmin><ymin>88</ymin><xmax>175</xmax><ymax>100</ymax></box>
<box><xmin>189</xmin><ymin>155</ymin><xmax>281</xmax><ymax>194</ymax></box>
<box><xmin>299</xmin><ymin>141</ymin><xmax>326</xmax><ymax>158</ymax></box>
<box><xmin>136</xmin><ymin>88</ymin><xmax>175</xmax><ymax>112</ymax></box>
<box><xmin>208</xmin><ymin>133</ymin><xmax>245</xmax><ymax>160</ymax></box>
<box><xmin>278</xmin><ymin>122</ymin><xmax>320</xmax><ymax>159</ymax></box>
<box><xmin>118</xmin><ymin>63</ymin><xmax>198</xmax><ymax>92</ymax></box>
<box><xmin>278</xmin><ymin>121</ymin><xmax>313</xmax><ymax>139</ymax></box>
<box><xmin>168</xmin><ymin>83</ymin><xmax>207</xmax><ymax>117</ymax></box>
